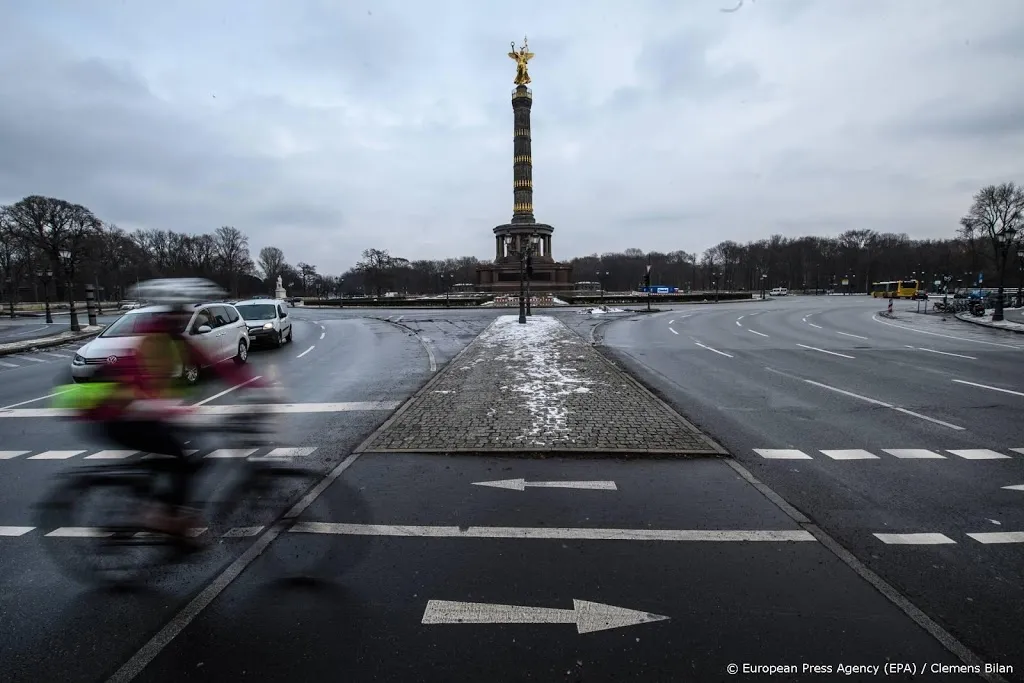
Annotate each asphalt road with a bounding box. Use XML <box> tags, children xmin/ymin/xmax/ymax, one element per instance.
<box><xmin>601</xmin><ymin>296</ymin><xmax>1024</xmax><ymax>678</ymax></box>
<box><xmin>0</xmin><ymin>300</ymin><xmax>1018</xmax><ymax>682</ymax></box>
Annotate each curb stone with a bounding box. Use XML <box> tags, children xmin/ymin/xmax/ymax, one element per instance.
<box><xmin>0</xmin><ymin>326</ymin><xmax>104</xmax><ymax>357</ymax></box>
<box><xmin>953</xmin><ymin>312</ymin><xmax>1024</xmax><ymax>335</ymax></box>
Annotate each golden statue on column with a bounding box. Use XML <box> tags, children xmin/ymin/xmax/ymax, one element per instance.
<box><xmin>508</xmin><ymin>36</ymin><xmax>534</xmax><ymax>86</ymax></box>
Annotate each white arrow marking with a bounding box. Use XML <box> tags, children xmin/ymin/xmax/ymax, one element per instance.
<box><xmin>472</xmin><ymin>479</ymin><xmax>617</xmax><ymax>491</ymax></box>
<box><xmin>1002</xmin><ymin>485</ymin><xmax>1024</xmax><ymax>491</ymax></box>
<box><xmin>421</xmin><ymin>599</ymin><xmax>669</xmax><ymax>634</ymax></box>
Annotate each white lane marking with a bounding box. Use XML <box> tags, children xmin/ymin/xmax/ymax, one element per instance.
<box><xmin>836</xmin><ymin>331</ymin><xmax>869</xmax><ymax>340</ymax></box>
<box><xmin>420</xmin><ymin>335</ymin><xmax>437</xmax><ymax>373</ymax></box>
<box><xmin>0</xmin><ymin>361</ymin><xmax>19</xmax><ymax>368</ymax></box>
<box><xmin>679</xmin><ymin>313</ymin><xmax>693</xmax><ymax>318</ymax></box>
<box><xmin>28</xmin><ymin>450</ymin><xmax>85</xmax><ymax>460</ymax></box>
<box><xmin>319</xmin><ymin>325</ymin><xmax>325</xmax><ymax>331</ymax></box>
<box><xmin>874</xmin><ymin>533</ymin><xmax>956</xmax><ymax>545</ymax></box>
<box><xmin>46</xmin><ymin>527</ymin><xmax>114</xmax><ymax>538</ymax></box>
<box><xmin>265</xmin><ymin>447</ymin><xmax>318</xmax><ymax>458</ymax></box>
<box><xmin>289</xmin><ymin>523</ymin><xmax>816</xmax><ymax>542</ymax></box>
<box><xmin>801</xmin><ymin>317</ymin><xmax>807</xmax><ymax>323</ymax></box>
<box><xmin>107</xmin><ymin>452</ymin><xmax>364</xmax><ymax>683</ymax></box>
<box><xmin>1001</xmin><ymin>485</ymin><xmax>1024</xmax><ymax>491</ymax></box>
<box><xmin>952</xmin><ymin>379</ymin><xmax>1024</xmax><ymax>398</ymax></box>
<box><xmin>193</xmin><ymin>375</ymin><xmax>263</xmax><ymax>406</ymax></box>
<box><xmin>796</xmin><ymin>344</ymin><xmax>854</xmax><ymax>359</ymax></box>
<box><xmin>913</xmin><ymin>347</ymin><xmax>977</xmax><ymax>360</ymax></box>
<box><xmin>1011</xmin><ymin>448</ymin><xmax>1024</xmax><ymax>456</ymax></box>
<box><xmin>11</xmin><ymin>355</ymin><xmax>46</xmax><ymax>363</ymax></box>
<box><xmin>668</xmin><ymin>320</ymin><xmax>674</xmax><ymax>325</ymax></box>
<box><xmin>222</xmin><ymin>526</ymin><xmax>264</xmax><ymax>537</ymax></box>
<box><xmin>1</xmin><ymin>388</ymin><xmax>74</xmax><ymax>410</ymax></box>
<box><xmin>748</xmin><ymin>329</ymin><xmax>769</xmax><ymax>337</ymax></box>
<box><xmin>754</xmin><ymin>449</ymin><xmax>812</xmax><ymax>460</ymax></box>
<box><xmin>692</xmin><ymin>340</ymin><xmax>733</xmax><ymax>358</ymax></box>
<box><xmin>872</xmin><ymin>314</ymin><xmax>1020</xmax><ymax>349</ymax></box>
<box><xmin>421</xmin><ymin>599</ymin><xmax>669</xmax><ymax>634</ymax></box>
<box><xmin>0</xmin><ymin>451</ymin><xmax>29</xmax><ymax>459</ymax></box>
<box><xmin>206</xmin><ymin>448</ymin><xmax>258</xmax><ymax>459</ymax></box>
<box><xmin>966</xmin><ymin>532</ymin><xmax>1024</xmax><ymax>544</ymax></box>
<box><xmin>668</xmin><ymin>327</ymin><xmax>679</xmax><ymax>335</ymax></box>
<box><xmin>395</xmin><ymin>315</ymin><xmax>404</xmax><ymax>323</ymax></box>
<box><xmin>85</xmin><ymin>450</ymin><xmax>138</xmax><ymax>460</ymax></box>
<box><xmin>39</xmin><ymin>352</ymin><xmax>70</xmax><ymax>359</ymax></box>
<box><xmin>472</xmin><ymin>479</ymin><xmax>617</xmax><ymax>491</ymax></box>
<box><xmin>296</xmin><ymin>345</ymin><xmax>315</xmax><ymax>358</ymax></box>
<box><xmin>947</xmin><ymin>449</ymin><xmax>1011</xmax><ymax>460</ymax></box>
<box><xmin>802</xmin><ymin>378</ymin><xmax>964</xmax><ymax>430</ymax></box>
<box><xmin>0</xmin><ymin>526</ymin><xmax>34</xmax><ymax>536</ymax></box>
<box><xmin>820</xmin><ymin>449</ymin><xmax>879</xmax><ymax>460</ymax></box>
<box><xmin>0</xmin><ymin>402</ymin><xmax>401</xmax><ymax>418</ymax></box>
<box><xmin>883</xmin><ymin>449</ymin><xmax>946</xmax><ymax>459</ymax></box>
<box><xmin>319</xmin><ymin>332</ymin><xmax>325</xmax><ymax>340</ymax></box>
<box><xmin>807</xmin><ymin>322</ymin><xmax>823</xmax><ymax>329</ymax></box>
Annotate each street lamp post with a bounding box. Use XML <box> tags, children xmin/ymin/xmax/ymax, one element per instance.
<box><xmin>3</xmin><ymin>277</ymin><xmax>12</xmax><ymax>319</ymax></box>
<box><xmin>504</xmin><ymin>236</ymin><xmax>527</xmax><ymax>324</ymax></box>
<box><xmin>58</xmin><ymin>249</ymin><xmax>80</xmax><ymax>332</ymax></box>
<box><xmin>525</xmin><ymin>235</ymin><xmax>539</xmax><ymax>317</ymax></box>
<box><xmin>36</xmin><ymin>269</ymin><xmax>54</xmax><ymax>324</ymax></box>
<box><xmin>993</xmin><ymin>227</ymin><xmax>1017</xmax><ymax>321</ymax></box>
<box><xmin>1016</xmin><ymin>249</ymin><xmax>1024</xmax><ymax>309</ymax></box>
<box><xmin>597</xmin><ymin>270</ymin><xmax>609</xmax><ymax>303</ymax></box>
<box><xmin>760</xmin><ymin>272</ymin><xmax>767</xmax><ymax>300</ymax></box>
<box><xmin>441</xmin><ymin>273</ymin><xmax>452</xmax><ymax>308</ymax></box>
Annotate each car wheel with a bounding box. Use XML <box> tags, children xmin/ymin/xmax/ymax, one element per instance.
<box><xmin>234</xmin><ymin>340</ymin><xmax>248</xmax><ymax>365</ymax></box>
<box><xmin>183</xmin><ymin>363</ymin><xmax>200</xmax><ymax>385</ymax></box>
<box><xmin>286</xmin><ymin>326</ymin><xmax>293</xmax><ymax>343</ymax></box>
<box><xmin>274</xmin><ymin>330</ymin><xmax>284</xmax><ymax>348</ymax></box>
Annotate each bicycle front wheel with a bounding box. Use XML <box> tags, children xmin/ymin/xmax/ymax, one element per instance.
<box><xmin>36</xmin><ymin>474</ymin><xmax>177</xmax><ymax>586</ymax></box>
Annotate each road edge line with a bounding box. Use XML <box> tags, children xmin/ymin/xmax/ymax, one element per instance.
<box><xmin>105</xmin><ymin>452</ymin><xmax>363</xmax><ymax>683</ymax></box>
<box><xmin>723</xmin><ymin>458</ymin><xmax>1007</xmax><ymax>683</ymax></box>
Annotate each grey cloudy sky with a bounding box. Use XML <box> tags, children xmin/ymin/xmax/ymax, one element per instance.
<box><xmin>1</xmin><ymin>1</ymin><xmax>1023</xmax><ymax>274</ymax></box>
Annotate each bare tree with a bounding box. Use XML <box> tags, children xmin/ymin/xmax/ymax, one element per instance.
<box><xmin>960</xmin><ymin>182</ymin><xmax>1024</xmax><ymax>315</ymax></box>
<box><xmin>257</xmin><ymin>246</ymin><xmax>287</xmax><ymax>293</ymax></box>
<box><xmin>213</xmin><ymin>226</ymin><xmax>252</xmax><ymax>296</ymax></box>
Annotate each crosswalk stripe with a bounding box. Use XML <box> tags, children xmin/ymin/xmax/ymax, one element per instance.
<box><xmin>40</xmin><ymin>352</ymin><xmax>70</xmax><ymax>359</ymax></box>
<box><xmin>0</xmin><ymin>451</ymin><xmax>29</xmax><ymax>459</ymax></box>
<box><xmin>265</xmin><ymin>447</ymin><xmax>317</xmax><ymax>458</ymax></box>
<box><xmin>85</xmin><ymin>450</ymin><xmax>138</xmax><ymax>459</ymax></box>
<box><xmin>820</xmin><ymin>449</ymin><xmax>879</xmax><ymax>460</ymax></box>
<box><xmin>0</xmin><ymin>526</ymin><xmax>34</xmax><ymax>536</ymax></box>
<box><xmin>206</xmin><ymin>448</ymin><xmax>258</xmax><ymax>459</ymax></box>
<box><xmin>11</xmin><ymin>355</ymin><xmax>47</xmax><ymax>363</ymax></box>
<box><xmin>882</xmin><ymin>449</ymin><xmax>945</xmax><ymax>459</ymax></box>
<box><xmin>966</xmin><ymin>532</ymin><xmax>1024</xmax><ymax>544</ymax></box>
<box><xmin>46</xmin><ymin>527</ymin><xmax>114</xmax><ymax>538</ymax></box>
<box><xmin>947</xmin><ymin>449</ymin><xmax>1011</xmax><ymax>460</ymax></box>
<box><xmin>1011</xmin><ymin>448</ymin><xmax>1024</xmax><ymax>456</ymax></box>
<box><xmin>0</xmin><ymin>361</ymin><xmax>19</xmax><ymax>368</ymax></box>
<box><xmin>223</xmin><ymin>526</ymin><xmax>264</xmax><ymax>537</ymax></box>
<box><xmin>753</xmin><ymin>449</ymin><xmax>812</xmax><ymax>459</ymax></box>
<box><xmin>874</xmin><ymin>533</ymin><xmax>956</xmax><ymax>545</ymax></box>
<box><xmin>28</xmin><ymin>450</ymin><xmax>85</xmax><ymax>460</ymax></box>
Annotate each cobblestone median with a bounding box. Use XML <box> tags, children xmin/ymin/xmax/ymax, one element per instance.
<box><xmin>359</xmin><ymin>314</ymin><xmax>722</xmax><ymax>455</ymax></box>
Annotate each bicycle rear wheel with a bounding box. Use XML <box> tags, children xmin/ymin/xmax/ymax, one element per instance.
<box><xmin>36</xmin><ymin>474</ymin><xmax>178</xmax><ymax>586</ymax></box>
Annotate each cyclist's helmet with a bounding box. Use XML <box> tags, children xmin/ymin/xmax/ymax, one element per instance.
<box><xmin>126</xmin><ymin>278</ymin><xmax>226</xmax><ymax>308</ymax></box>
<box><xmin>126</xmin><ymin>278</ymin><xmax>228</xmax><ymax>334</ymax></box>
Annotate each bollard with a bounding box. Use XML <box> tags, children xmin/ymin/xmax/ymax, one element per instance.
<box><xmin>887</xmin><ymin>298</ymin><xmax>893</xmax><ymax>315</ymax></box>
<box><xmin>85</xmin><ymin>283</ymin><xmax>97</xmax><ymax>327</ymax></box>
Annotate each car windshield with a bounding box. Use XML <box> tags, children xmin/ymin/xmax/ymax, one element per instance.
<box><xmin>100</xmin><ymin>312</ymin><xmax>184</xmax><ymax>338</ymax></box>
<box><xmin>236</xmin><ymin>304</ymin><xmax>276</xmax><ymax>320</ymax></box>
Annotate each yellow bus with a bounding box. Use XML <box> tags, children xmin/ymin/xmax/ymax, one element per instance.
<box><xmin>871</xmin><ymin>279</ymin><xmax>919</xmax><ymax>299</ymax></box>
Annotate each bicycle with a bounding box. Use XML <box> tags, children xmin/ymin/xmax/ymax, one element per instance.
<box><xmin>34</xmin><ymin>403</ymin><xmax>350</xmax><ymax>586</ymax></box>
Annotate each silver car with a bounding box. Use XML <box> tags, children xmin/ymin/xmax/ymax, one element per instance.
<box><xmin>71</xmin><ymin>303</ymin><xmax>250</xmax><ymax>384</ymax></box>
<box><xmin>233</xmin><ymin>299</ymin><xmax>293</xmax><ymax>348</ymax></box>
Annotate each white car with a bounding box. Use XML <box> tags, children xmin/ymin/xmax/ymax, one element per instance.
<box><xmin>233</xmin><ymin>299</ymin><xmax>293</xmax><ymax>348</ymax></box>
<box><xmin>71</xmin><ymin>303</ymin><xmax>250</xmax><ymax>384</ymax></box>
<box><xmin>769</xmin><ymin>287</ymin><xmax>789</xmax><ymax>297</ymax></box>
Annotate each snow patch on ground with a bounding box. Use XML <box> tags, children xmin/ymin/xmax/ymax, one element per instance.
<box><xmin>476</xmin><ymin>315</ymin><xmax>595</xmax><ymax>444</ymax></box>
<box><xmin>577</xmin><ymin>305</ymin><xmax>626</xmax><ymax>315</ymax></box>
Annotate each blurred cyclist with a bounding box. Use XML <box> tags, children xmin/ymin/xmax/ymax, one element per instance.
<box><xmin>75</xmin><ymin>279</ymin><xmax>266</xmax><ymax>548</ymax></box>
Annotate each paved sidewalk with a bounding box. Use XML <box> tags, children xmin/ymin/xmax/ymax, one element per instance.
<box><xmin>0</xmin><ymin>325</ymin><xmax>103</xmax><ymax>356</ymax></box>
<box><xmin>955</xmin><ymin>309</ymin><xmax>1024</xmax><ymax>334</ymax></box>
<box><xmin>359</xmin><ymin>315</ymin><xmax>723</xmax><ymax>455</ymax></box>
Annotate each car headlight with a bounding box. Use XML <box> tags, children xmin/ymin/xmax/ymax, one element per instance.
<box><xmin>73</xmin><ymin>354</ymin><xmax>86</xmax><ymax>366</ymax></box>
<box><xmin>263</xmin><ymin>322</ymin><xmax>274</xmax><ymax>330</ymax></box>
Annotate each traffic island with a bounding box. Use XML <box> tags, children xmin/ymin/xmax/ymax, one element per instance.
<box><xmin>954</xmin><ymin>310</ymin><xmax>1024</xmax><ymax>334</ymax></box>
<box><xmin>357</xmin><ymin>314</ymin><xmax>724</xmax><ymax>456</ymax></box>
<box><xmin>0</xmin><ymin>325</ymin><xmax>103</xmax><ymax>357</ymax></box>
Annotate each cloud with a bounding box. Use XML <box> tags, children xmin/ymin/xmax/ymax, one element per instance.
<box><xmin>1</xmin><ymin>0</ymin><xmax>1023</xmax><ymax>275</ymax></box>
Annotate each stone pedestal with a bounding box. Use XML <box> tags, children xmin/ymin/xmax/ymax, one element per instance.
<box><xmin>275</xmin><ymin>285</ymin><xmax>287</xmax><ymax>300</ymax></box>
